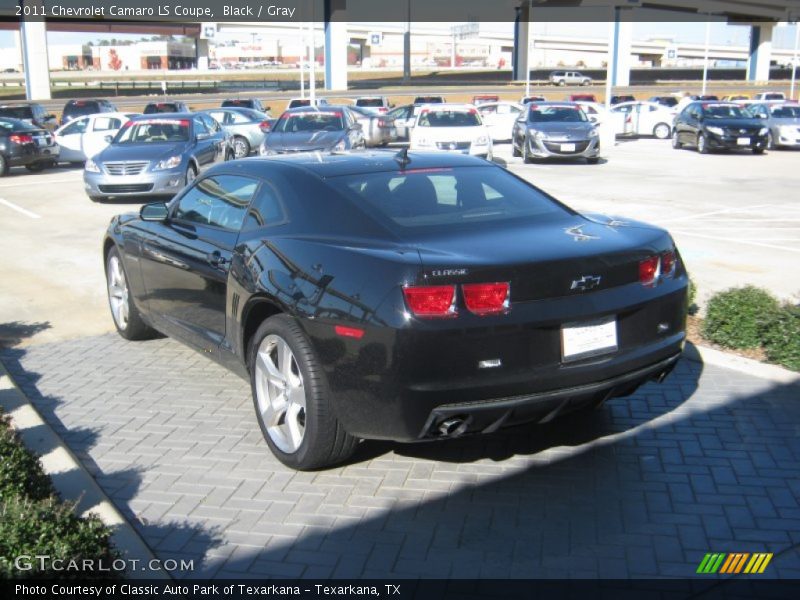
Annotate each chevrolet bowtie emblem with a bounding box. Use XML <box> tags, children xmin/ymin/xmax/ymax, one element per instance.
<box><xmin>565</xmin><ymin>225</ymin><xmax>599</xmax><ymax>241</ymax></box>
<box><xmin>570</xmin><ymin>275</ymin><xmax>602</xmax><ymax>291</ymax></box>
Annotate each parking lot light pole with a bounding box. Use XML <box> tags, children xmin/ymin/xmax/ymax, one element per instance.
<box><xmin>309</xmin><ymin>20</ymin><xmax>316</xmax><ymax>104</ymax></box>
<box><xmin>791</xmin><ymin>22</ymin><xmax>799</xmax><ymax>100</ymax></box>
<box><xmin>702</xmin><ymin>19</ymin><xmax>711</xmax><ymax>95</ymax></box>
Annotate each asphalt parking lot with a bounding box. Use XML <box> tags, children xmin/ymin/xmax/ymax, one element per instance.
<box><xmin>0</xmin><ymin>137</ymin><xmax>797</xmax><ymax>347</ymax></box>
<box><xmin>1</xmin><ymin>135</ymin><xmax>799</xmax><ymax>581</ymax></box>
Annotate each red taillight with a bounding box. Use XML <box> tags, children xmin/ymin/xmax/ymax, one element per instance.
<box><xmin>9</xmin><ymin>133</ymin><xmax>33</xmax><ymax>144</ymax></box>
<box><xmin>377</xmin><ymin>118</ymin><xmax>386</xmax><ymax>128</ymax></box>
<box><xmin>259</xmin><ymin>120</ymin><xmax>271</xmax><ymax>132</ymax></box>
<box><xmin>462</xmin><ymin>282</ymin><xmax>510</xmax><ymax>316</ymax></box>
<box><xmin>661</xmin><ymin>250</ymin><xmax>677</xmax><ymax>278</ymax></box>
<box><xmin>639</xmin><ymin>256</ymin><xmax>661</xmax><ymax>286</ymax></box>
<box><xmin>403</xmin><ymin>285</ymin><xmax>456</xmax><ymax>318</ymax></box>
<box><xmin>334</xmin><ymin>325</ymin><xmax>364</xmax><ymax>339</ymax></box>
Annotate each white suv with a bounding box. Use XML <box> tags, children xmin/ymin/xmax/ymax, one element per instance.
<box><xmin>409</xmin><ymin>104</ymin><xmax>492</xmax><ymax>160</ymax></box>
<box><xmin>549</xmin><ymin>71</ymin><xmax>592</xmax><ymax>86</ymax></box>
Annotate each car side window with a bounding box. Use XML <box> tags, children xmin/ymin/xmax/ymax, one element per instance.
<box><xmin>61</xmin><ymin>118</ymin><xmax>89</xmax><ymax>135</ymax></box>
<box><xmin>93</xmin><ymin>117</ymin><xmax>122</xmax><ymax>131</ymax></box>
<box><xmin>208</xmin><ymin>111</ymin><xmax>229</xmax><ymax>125</ymax></box>
<box><xmin>229</xmin><ymin>111</ymin><xmax>250</xmax><ymax>124</ymax></box>
<box><xmin>193</xmin><ymin>117</ymin><xmax>209</xmax><ymax>135</ymax></box>
<box><xmin>242</xmin><ymin>181</ymin><xmax>288</xmax><ymax>231</ymax></box>
<box><xmin>174</xmin><ymin>175</ymin><xmax>258</xmax><ymax>232</ymax></box>
<box><xmin>202</xmin><ymin>114</ymin><xmax>221</xmax><ymax>133</ymax></box>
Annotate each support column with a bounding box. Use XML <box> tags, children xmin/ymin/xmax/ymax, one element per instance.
<box><xmin>195</xmin><ymin>38</ymin><xmax>209</xmax><ymax>71</ymax></box>
<box><xmin>610</xmin><ymin>8</ymin><xmax>633</xmax><ymax>87</ymax></box>
<box><xmin>20</xmin><ymin>19</ymin><xmax>51</xmax><ymax>100</ymax></box>
<box><xmin>512</xmin><ymin>2</ymin><xmax>529</xmax><ymax>81</ymax></box>
<box><xmin>747</xmin><ymin>23</ymin><xmax>774</xmax><ymax>82</ymax></box>
<box><xmin>324</xmin><ymin>0</ymin><xmax>348</xmax><ymax>91</ymax></box>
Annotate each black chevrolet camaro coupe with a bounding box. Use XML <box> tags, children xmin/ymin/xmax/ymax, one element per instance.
<box><xmin>103</xmin><ymin>151</ymin><xmax>688</xmax><ymax>469</ymax></box>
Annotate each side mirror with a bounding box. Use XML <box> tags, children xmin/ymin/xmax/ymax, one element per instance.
<box><xmin>264</xmin><ymin>106</ymin><xmax>271</xmax><ymax>112</ymax></box>
<box><xmin>589</xmin><ymin>115</ymin><xmax>599</xmax><ymax>123</ymax></box>
<box><xmin>46</xmin><ymin>114</ymin><xmax>56</xmax><ymax>121</ymax></box>
<box><xmin>389</xmin><ymin>103</ymin><xmax>396</xmax><ymax>108</ymax></box>
<box><xmin>140</xmin><ymin>202</ymin><xmax>169</xmax><ymax>222</ymax></box>
<box><xmin>104</xmin><ymin>135</ymin><xmax>113</xmax><ymax>143</ymax></box>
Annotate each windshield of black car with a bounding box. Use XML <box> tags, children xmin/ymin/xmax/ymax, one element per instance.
<box><xmin>0</xmin><ymin>118</ymin><xmax>36</xmax><ymax>133</ymax></box>
<box><xmin>0</xmin><ymin>107</ymin><xmax>34</xmax><ymax>120</ymax></box>
<box><xmin>417</xmin><ymin>110</ymin><xmax>481</xmax><ymax>127</ymax></box>
<box><xmin>64</xmin><ymin>102</ymin><xmax>100</xmax><ymax>118</ymax></box>
<box><xmin>702</xmin><ymin>105</ymin><xmax>746</xmax><ymax>119</ymax></box>
<box><xmin>113</xmin><ymin>119</ymin><xmax>190</xmax><ymax>144</ymax></box>
<box><xmin>528</xmin><ymin>106</ymin><xmax>588</xmax><ymax>123</ymax></box>
<box><xmin>356</xmin><ymin>98</ymin><xmax>384</xmax><ymax>107</ymax></box>
<box><xmin>770</xmin><ymin>105</ymin><xmax>800</xmax><ymax>118</ymax></box>
<box><xmin>273</xmin><ymin>112</ymin><xmax>344</xmax><ymax>133</ymax></box>
<box><xmin>329</xmin><ymin>166</ymin><xmax>570</xmax><ymax>229</ymax></box>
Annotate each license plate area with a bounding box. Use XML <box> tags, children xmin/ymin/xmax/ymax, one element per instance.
<box><xmin>737</xmin><ymin>137</ymin><xmax>750</xmax><ymax>146</ymax></box>
<box><xmin>561</xmin><ymin>316</ymin><xmax>618</xmax><ymax>362</ymax></box>
<box><xmin>560</xmin><ymin>142</ymin><xmax>576</xmax><ymax>152</ymax></box>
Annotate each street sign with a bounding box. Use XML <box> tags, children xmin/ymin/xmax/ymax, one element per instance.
<box><xmin>201</xmin><ymin>23</ymin><xmax>216</xmax><ymax>40</ymax></box>
<box><xmin>369</xmin><ymin>32</ymin><xmax>383</xmax><ymax>46</ymax></box>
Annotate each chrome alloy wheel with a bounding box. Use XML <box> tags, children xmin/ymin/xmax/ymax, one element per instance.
<box><xmin>254</xmin><ymin>334</ymin><xmax>307</xmax><ymax>453</ymax></box>
<box><xmin>107</xmin><ymin>255</ymin><xmax>129</xmax><ymax>330</ymax></box>
<box><xmin>233</xmin><ymin>137</ymin><xmax>249</xmax><ymax>158</ymax></box>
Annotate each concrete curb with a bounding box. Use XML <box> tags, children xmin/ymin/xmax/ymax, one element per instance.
<box><xmin>0</xmin><ymin>361</ymin><xmax>170</xmax><ymax>581</ymax></box>
<box><xmin>685</xmin><ymin>343</ymin><xmax>800</xmax><ymax>385</ymax></box>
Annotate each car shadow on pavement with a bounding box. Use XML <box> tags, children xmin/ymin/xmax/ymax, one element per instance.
<box><xmin>0</xmin><ymin>330</ymin><xmax>225</xmax><ymax>578</ymax></box>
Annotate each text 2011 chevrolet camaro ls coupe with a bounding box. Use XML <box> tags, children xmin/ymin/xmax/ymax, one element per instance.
<box><xmin>103</xmin><ymin>151</ymin><xmax>688</xmax><ymax>470</ymax></box>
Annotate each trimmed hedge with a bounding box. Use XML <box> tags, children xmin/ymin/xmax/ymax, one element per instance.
<box><xmin>762</xmin><ymin>304</ymin><xmax>800</xmax><ymax>372</ymax></box>
<box><xmin>0</xmin><ymin>410</ymin><xmax>118</xmax><ymax>580</ymax></box>
<box><xmin>702</xmin><ymin>286</ymin><xmax>779</xmax><ymax>350</ymax></box>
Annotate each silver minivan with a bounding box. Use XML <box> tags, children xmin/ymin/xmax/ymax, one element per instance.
<box><xmin>549</xmin><ymin>70</ymin><xmax>592</xmax><ymax>86</ymax></box>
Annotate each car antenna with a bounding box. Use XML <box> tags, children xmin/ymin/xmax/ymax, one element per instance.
<box><xmin>395</xmin><ymin>147</ymin><xmax>411</xmax><ymax>169</ymax></box>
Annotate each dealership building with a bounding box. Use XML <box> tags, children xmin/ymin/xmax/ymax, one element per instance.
<box><xmin>43</xmin><ymin>40</ymin><xmax>197</xmax><ymax>71</ymax></box>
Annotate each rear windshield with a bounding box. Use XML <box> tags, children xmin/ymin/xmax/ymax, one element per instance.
<box><xmin>222</xmin><ymin>99</ymin><xmax>254</xmax><ymax>108</ymax></box>
<box><xmin>0</xmin><ymin>117</ymin><xmax>36</xmax><ymax>133</ymax></box>
<box><xmin>144</xmin><ymin>103</ymin><xmax>180</xmax><ymax>114</ymax></box>
<box><xmin>414</xmin><ymin>97</ymin><xmax>443</xmax><ymax>104</ymax></box>
<box><xmin>113</xmin><ymin>119</ymin><xmax>190</xmax><ymax>143</ymax></box>
<box><xmin>528</xmin><ymin>106</ymin><xmax>588</xmax><ymax>123</ymax></box>
<box><xmin>288</xmin><ymin>99</ymin><xmax>311</xmax><ymax>108</ymax></box>
<box><xmin>0</xmin><ymin>106</ymin><xmax>34</xmax><ymax>120</ymax></box>
<box><xmin>328</xmin><ymin>166</ymin><xmax>569</xmax><ymax>230</ymax></box>
<box><xmin>417</xmin><ymin>109</ymin><xmax>481</xmax><ymax>127</ymax></box>
<box><xmin>356</xmin><ymin>98</ymin><xmax>384</xmax><ymax>107</ymax></box>
<box><xmin>763</xmin><ymin>93</ymin><xmax>784</xmax><ymax>100</ymax></box>
<box><xmin>64</xmin><ymin>101</ymin><xmax>101</xmax><ymax>117</ymax></box>
<box><xmin>702</xmin><ymin>104</ymin><xmax>745</xmax><ymax>119</ymax></box>
<box><xmin>273</xmin><ymin>111</ymin><xmax>344</xmax><ymax>132</ymax></box>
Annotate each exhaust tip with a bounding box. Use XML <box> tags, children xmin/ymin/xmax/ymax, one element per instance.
<box><xmin>438</xmin><ymin>416</ymin><xmax>468</xmax><ymax>437</ymax></box>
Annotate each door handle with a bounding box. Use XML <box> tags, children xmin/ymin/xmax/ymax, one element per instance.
<box><xmin>207</xmin><ymin>251</ymin><xmax>228</xmax><ymax>267</ymax></box>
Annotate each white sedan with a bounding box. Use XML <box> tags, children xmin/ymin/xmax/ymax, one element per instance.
<box><xmin>55</xmin><ymin>112</ymin><xmax>139</xmax><ymax>164</ymax></box>
<box><xmin>574</xmin><ymin>102</ymin><xmax>616</xmax><ymax>159</ymax></box>
<box><xmin>610</xmin><ymin>101</ymin><xmax>676</xmax><ymax>139</ymax></box>
<box><xmin>409</xmin><ymin>104</ymin><xmax>492</xmax><ymax>160</ymax></box>
<box><xmin>476</xmin><ymin>101</ymin><xmax>524</xmax><ymax>142</ymax></box>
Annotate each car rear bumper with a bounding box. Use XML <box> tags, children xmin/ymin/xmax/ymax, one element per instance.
<box><xmin>84</xmin><ymin>168</ymin><xmax>185</xmax><ymax>198</ymax></box>
<box><xmin>6</xmin><ymin>144</ymin><xmax>59</xmax><ymax>166</ymax></box>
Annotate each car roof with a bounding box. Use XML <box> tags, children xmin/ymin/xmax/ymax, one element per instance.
<box><xmin>281</xmin><ymin>106</ymin><xmax>346</xmax><ymax>114</ymax></box>
<box><xmin>205</xmin><ymin>150</ymin><xmax>492</xmax><ymax>179</ymax></box>
<box><xmin>130</xmin><ymin>112</ymin><xmax>195</xmax><ymax>120</ymax></box>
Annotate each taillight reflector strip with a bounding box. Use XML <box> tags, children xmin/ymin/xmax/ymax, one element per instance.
<box><xmin>403</xmin><ymin>285</ymin><xmax>456</xmax><ymax>318</ymax></box>
<box><xmin>334</xmin><ymin>325</ymin><xmax>365</xmax><ymax>339</ymax></box>
<box><xmin>462</xmin><ymin>282</ymin><xmax>510</xmax><ymax>316</ymax></box>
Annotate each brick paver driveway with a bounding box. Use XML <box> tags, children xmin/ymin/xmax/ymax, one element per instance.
<box><xmin>2</xmin><ymin>334</ymin><xmax>799</xmax><ymax>579</ymax></box>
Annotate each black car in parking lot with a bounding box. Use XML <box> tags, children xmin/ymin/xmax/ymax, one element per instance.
<box><xmin>0</xmin><ymin>117</ymin><xmax>60</xmax><ymax>175</ymax></box>
<box><xmin>672</xmin><ymin>101</ymin><xmax>769</xmax><ymax>154</ymax></box>
<box><xmin>103</xmin><ymin>151</ymin><xmax>688</xmax><ymax>469</ymax></box>
<box><xmin>0</xmin><ymin>102</ymin><xmax>59</xmax><ymax>132</ymax></box>
<box><xmin>62</xmin><ymin>98</ymin><xmax>118</xmax><ymax>125</ymax></box>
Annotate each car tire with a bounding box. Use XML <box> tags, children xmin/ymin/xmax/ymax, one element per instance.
<box><xmin>70</xmin><ymin>161</ymin><xmax>85</xmax><ymax>167</ymax></box>
<box><xmin>558</xmin><ymin>80</ymin><xmax>566</xmax><ymax>86</ymax></box>
<box><xmin>512</xmin><ymin>140</ymin><xmax>521</xmax><ymax>157</ymax></box>
<box><xmin>671</xmin><ymin>130</ymin><xmax>682</xmax><ymax>149</ymax></box>
<box><xmin>88</xmin><ymin>195</ymin><xmax>103</xmax><ymax>203</ymax></box>
<box><xmin>249</xmin><ymin>315</ymin><xmax>359</xmax><ymax>470</ymax></box>
<box><xmin>0</xmin><ymin>154</ymin><xmax>7</xmax><ymax>177</ymax></box>
<box><xmin>105</xmin><ymin>246</ymin><xmax>157</xmax><ymax>341</ymax></box>
<box><xmin>587</xmin><ymin>157</ymin><xmax>600</xmax><ymax>164</ymax></box>
<box><xmin>233</xmin><ymin>136</ymin><xmax>250</xmax><ymax>158</ymax></box>
<box><xmin>767</xmin><ymin>132</ymin><xmax>776</xmax><ymax>150</ymax></box>
<box><xmin>653</xmin><ymin>123</ymin><xmax>670</xmax><ymax>140</ymax></box>
<box><xmin>25</xmin><ymin>162</ymin><xmax>44</xmax><ymax>172</ymax></box>
<box><xmin>522</xmin><ymin>139</ymin><xmax>533</xmax><ymax>164</ymax></box>
<box><xmin>753</xmin><ymin>147</ymin><xmax>765</xmax><ymax>155</ymax></box>
<box><xmin>582</xmin><ymin>79</ymin><xmax>591</xmax><ymax>86</ymax></box>
<box><xmin>185</xmin><ymin>164</ymin><xmax>197</xmax><ymax>185</ymax></box>
<box><xmin>697</xmin><ymin>134</ymin><xmax>709</xmax><ymax>154</ymax></box>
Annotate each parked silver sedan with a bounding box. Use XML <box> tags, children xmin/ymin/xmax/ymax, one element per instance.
<box><xmin>347</xmin><ymin>105</ymin><xmax>397</xmax><ymax>147</ymax></box>
<box><xmin>201</xmin><ymin>107</ymin><xmax>274</xmax><ymax>158</ymax></box>
<box><xmin>748</xmin><ymin>102</ymin><xmax>800</xmax><ymax>149</ymax></box>
<box><xmin>511</xmin><ymin>102</ymin><xmax>600</xmax><ymax>163</ymax></box>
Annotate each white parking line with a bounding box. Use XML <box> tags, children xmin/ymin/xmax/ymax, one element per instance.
<box><xmin>671</xmin><ymin>229</ymin><xmax>800</xmax><ymax>253</ymax></box>
<box><xmin>0</xmin><ymin>177</ymin><xmax>80</xmax><ymax>189</ymax></box>
<box><xmin>0</xmin><ymin>198</ymin><xmax>41</xmax><ymax>219</ymax></box>
<box><xmin>657</xmin><ymin>204</ymin><xmax>774</xmax><ymax>224</ymax></box>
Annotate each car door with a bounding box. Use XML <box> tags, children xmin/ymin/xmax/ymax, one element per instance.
<box><xmin>55</xmin><ymin>117</ymin><xmax>90</xmax><ymax>162</ymax></box>
<box><xmin>389</xmin><ymin>106</ymin><xmax>413</xmax><ymax>139</ymax></box>
<box><xmin>201</xmin><ymin>114</ymin><xmax>227</xmax><ymax>164</ymax></box>
<box><xmin>191</xmin><ymin>116</ymin><xmax>217</xmax><ymax>169</ymax></box>
<box><xmin>138</xmin><ymin>174</ymin><xmax>259</xmax><ymax>352</ymax></box>
<box><xmin>83</xmin><ymin>115</ymin><xmax>124</xmax><ymax>159</ymax></box>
